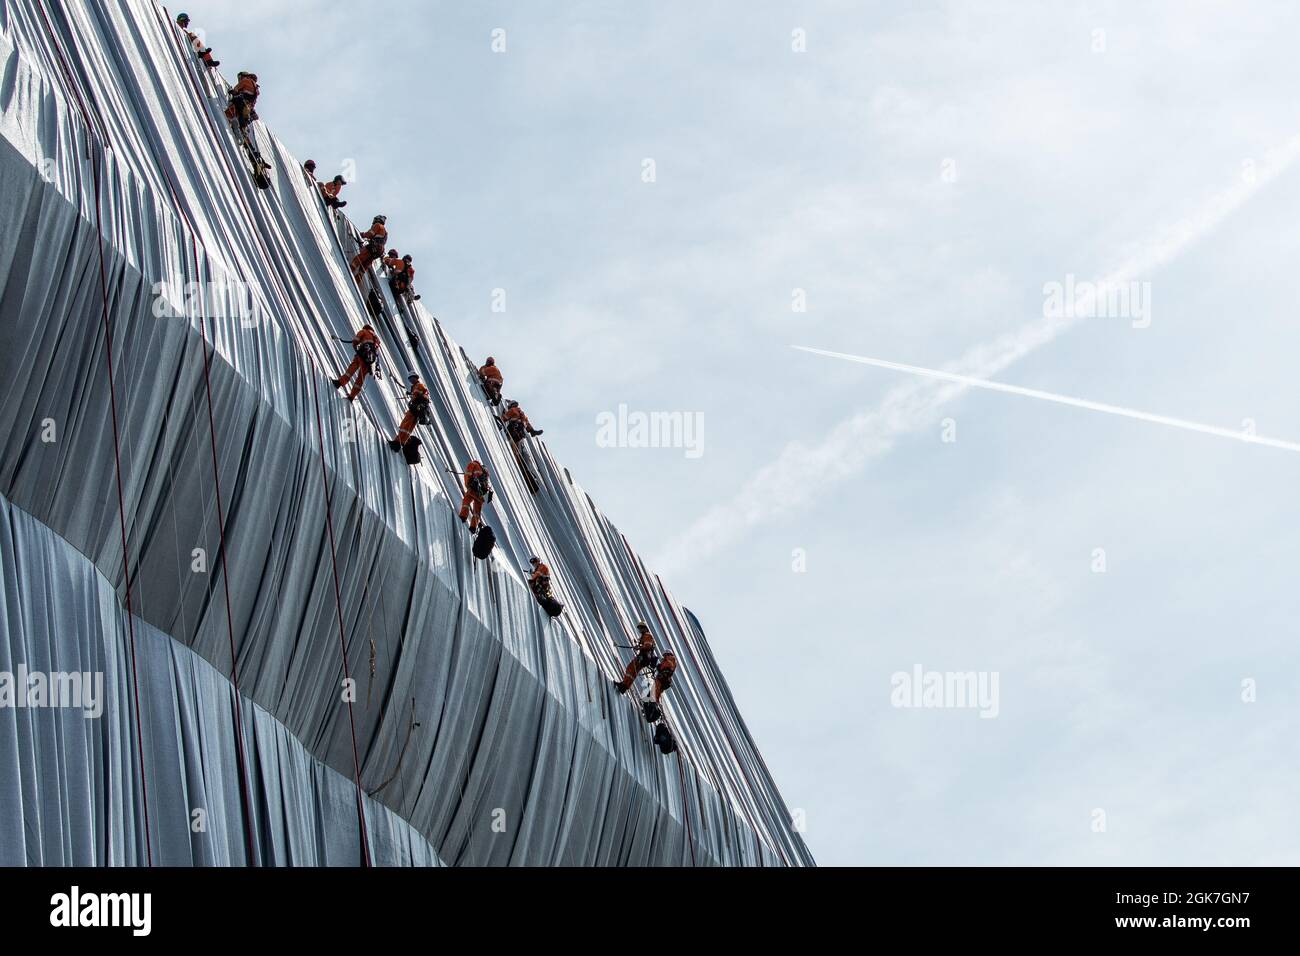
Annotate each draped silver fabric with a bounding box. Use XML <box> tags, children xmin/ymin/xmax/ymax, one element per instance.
<box><xmin>0</xmin><ymin>0</ymin><xmax>813</xmax><ymax>866</ymax></box>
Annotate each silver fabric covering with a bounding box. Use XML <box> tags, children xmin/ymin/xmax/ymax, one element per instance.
<box><xmin>0</xmin><ymin>0</ymin><xmax>813</xmax><ymax>866</ymax></box>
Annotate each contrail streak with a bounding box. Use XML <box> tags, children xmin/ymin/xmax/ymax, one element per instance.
<box><xmin>654</xmin><ymin>134</ymin><xmax>1300</xmax><ymax>575</ymax></box>
<box><xmin>793</xmin><ymin>346</ymin><xmax>1300</xmax><ymax>453</ymax></box>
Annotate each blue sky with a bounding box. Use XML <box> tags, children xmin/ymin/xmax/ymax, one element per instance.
<box><xmin>180</xmin><ymin>0</ymin><xmax>1300</xmax><ymax>864</ymax></box>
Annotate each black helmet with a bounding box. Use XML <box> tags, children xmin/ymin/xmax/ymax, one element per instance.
<box><xmin>304</xmin><ymin>159</ymin><xmax>316</xmax><ymax>170</ymax></box>
<box><xmin>484</xmin><ymin>356</ymin><xmax>495</xmax><ymax>365</ymax></box>
<box><xmin>407</xmin><ymin>372</ymin><xmax>420</xmax><ymax>384</ymax></box>
<box><xmin>176</xmin><ymin>13</ymin><xmax>190</xmax><ymax>25</ymax></box>
<box><xmin>374</xmin><ymin>214</ymin><xmax>387</xmax><ymax>224</ymax></box>
<box><xmin>507</xmin><ymin>400</ymin><xmax>519</xmax><ymax>409</ymax></box>
<box><xmin>529</xmin><ymin>556</ymin><xmax>540</xmax><ymax>566</ymax></box>
<box><xmin>402</xmin><ymin>254</ymin><xmax>412</xmax><ymax>262</ymax></box>
<box><xmin>387</xmin><ymin>248</ymin><xmax>398</xmax><ymax>257</ymax></box>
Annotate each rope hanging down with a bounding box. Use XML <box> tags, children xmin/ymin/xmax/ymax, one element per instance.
<box><xmin>33</xmin><ymin>0</ymin><xmax>154</xmax><ymax>867</ymax></box>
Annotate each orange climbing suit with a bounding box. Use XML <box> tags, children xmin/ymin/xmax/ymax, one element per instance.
<box><xmin>616</xmin><ymin>631</ymin><xmax>657</xmax><ymax>692</ymax></box>
<box><xmin>652</xmin><ymin>654</ymin><xmax>677</xmax><ymax>702</ymax></box>
<box><xmin>502</xmin><ymin>404</ymin><xmax>532</xmax><ymax>432</ymax></box>
<box><xmin>459</xmin><ymin>460</ymin><xmax>489</xmax><ymax>531</ymax></box>
<box><xmin>335</xmin><ymin>326</ymin><xmax>379</xmax><ymax>400</ymax></box>
<box><xmin>395</xmin><ymin>380</ymin><xmax>430</xmax><ymax>445</ymax></box>
<box><xmin>230</xmin><ymin>75</ymin><xmax>258</xmax><ymax>100</ymax></box>
<box><xmin>385</xmin><ymin>257</ymin><xmax>415</xmax><ymax>291</ymax></box>
<box><xmin>183</xmin><ymin>29</ymin><xmax>217</xmax><ymax>67</ymax></box>
<box><xmin>351</xmin><ymin>223</ymin><xmax>388</xmax><ymax>278</ymax></box>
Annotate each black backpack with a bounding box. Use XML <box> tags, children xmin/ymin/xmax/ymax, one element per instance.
<box><xmin>413</xmin><ymin>396</ymin><xmax>433</xmax><ymax>426</ymax></box>
<box><xmin>401</xmin><ymin>435</ymin><xmax>422</xmax><ymax>465</ymax></box>
<box><xmin>538</xmin><ymin>595</ymin><xmax>564</xmax><ymax>618</ymax></box>
<box><xmin>471</xmin><ymin>524</ymin><xmax>496</xmax><ymax>560</ymax></box>
<box><xmin>641</xmin><ymin>700</ymin><xmax>662</xmax><ymax>724</ymax></box>
<box><xmin>654</xmin><ymin>723</ymin><xmax>677</xmax><ymax>755</ymax></box>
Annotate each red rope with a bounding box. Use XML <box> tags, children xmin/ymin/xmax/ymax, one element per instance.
<box><xmin>89</xmin><ymin>0</ymin><xmax>262</xmax><ymax>865</ymax></box>
<box><xmin>156</xmin><ymin>4</ymin><xmax>375</xmax><ymax>864</ymax></box>
<box><xmin>310</xmin><ymin>374</ymin><xmax>373</xmax><ymax>867</ymax></box>
<box><xmin>32</xmin><ymin>0</ymin><xmax>154</xmax><ymax>867</ymax></box>
<box><xmin>193</xmin><ymin>265</ymin><xmax>260</xmax><ymax>865</ymax></box>
<box><xmin>674</xmin><ymin>745</ymin><xmax>697</xmax><ymax>865</ymax></box>
<box><xmin>91</xmin><ymin>135</ymin><xmax>156</xmax><ymax>870</ymax></box>
<box><xmin>149</xmin><ymin>30</ymin><xmax>261</xmax><ymax>863</ymax></box>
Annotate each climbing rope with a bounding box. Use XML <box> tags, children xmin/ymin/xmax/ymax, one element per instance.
<box><xmin>32</xmin><ymin>0</ymin><xmax>154</xmax><ymax>867</ymax></box>
<box><xmin>310</xmin><ymin>374</ymin><xmax>374</xmax><ymax>867</ymax></box>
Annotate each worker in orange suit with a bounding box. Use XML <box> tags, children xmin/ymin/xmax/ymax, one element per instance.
<box><xmin>319</xmin><ymin>174</ymin><xmax>347</xmax><ymax>209</ymax></box>
<box><xmin>458</xmin><ymin>460</ymin><xmax>491</xmax><ymax>532</ymax></box>
<box><xmin>333</xmin><ymin>324</ymin><xmax>380</xmax><ymax>401</ymax></box>
<box><xmin>390</xmin><ymin>373</ymin><xmax>430</xmax><ymax>447</ymax></box>
<box><xmin>384</xmin><ymin>252</ymin><xmax>416</xmax><ymax>300</ymax></box>
<box><xmin>527</xmin><ymin>556</ymin><xmax>551</xmax><ymax>597</ymax></box>
<box><xmin>651</xmin><ymin>650</ymin><xmax>677</xmax><ymax>702</ymax></box>
<box><xmin>613</xmin><ymin>623</ymin><xmax>659</xmax><ymax>695</ymax></box>
<box><xmin>502</xmin><ymin>400</ymin><xmax>543</xmax><ymax>441</ymax></box>
<box><xmin>478</xmin><ymin>356</ymin><xmax>503</xmax><ymax>404</ymax></box>
<box><xmin>176</xmin><ymin>14</ymin><xmax>220</xmax><ymax>69</ymax></box>
<box><xmin>226</xmin><ymin>72</ymin><xmax>259</xmax><ymax>129</ymax></box>
<box><xmin>350</xmin><ymin>215</ymin><xmax>388</xmax><ymax>280</ymax></box>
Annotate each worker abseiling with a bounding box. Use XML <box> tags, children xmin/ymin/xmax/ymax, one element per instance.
<box><xmin>176</xmin><ymin>13</ymin><xmax>219</xmax><ymax>68</ymax></box>
<box><xmin>526</xmin><ymin>557</ymin><xmax>564</xmax><ymax>617</ymax></box>
<box><xmin>226</xmin><ymin>71</ymin><xmax>259</xmax><ymax>130</ymax></box>
<box><xmin>319</xmin><ymin>174</ymin><xmax>347</xmax><ymax>208</ymax></box>
<box><xmin>390</xmin><ymin>373</ymin><xmax>431</xmax><ymax>448</ymax></box>
<box><xmin>384</xmin><ymin>252</ymin><xmax>417</xmax><ymax>302</ymax></box>
<box><xmin>528</xmin><ymin>557</ymin><xmax>551</xmax><ymax>596</ymax></box>
<box><xmin>333</xmin><ymin>324</ymin><xmax>380</xmax><ymax>401</ymax></box>
<box><xmin>351</xmin><ymin>215</ymin><xmax>388</xmax><ymax>281</ymax></box>
<box><xmin>458</xmin><ymin>459</ymin><xmax>491</xmax><ymax>532</ymax></box>
<box><xmin>614</xmin><ymin>623</ymin><xmax>659</xmax><ymax>695</ymax></box>
<box><xmin>478</xmin><ymin>357</ymin><xmax>503</xmax><ymax>405</ymax></box>
<box><xmin>502</xmin><ymin>400</ymin><xmax>543</xmax><ymax>441</ymax></box>
<box><xmin>651</xmin><ymin>650</ymin><xmax>677</xmax><ymax>703</ymax></box>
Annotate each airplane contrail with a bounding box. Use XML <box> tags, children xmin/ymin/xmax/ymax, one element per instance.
<box><xmin>654</xmin><ymin>134</ymin><xmax>1300</xmax><ymax>576</ymax></box>
<box><xmin>793</xmin><ymin>345</ymin><xmax>1300</xmax><ymax>453</ymax></box>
